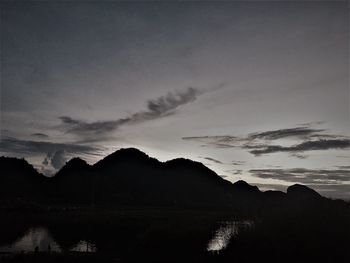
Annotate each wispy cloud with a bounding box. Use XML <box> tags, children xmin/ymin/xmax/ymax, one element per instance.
<box><xmin>182</xmin><ymin>135</ymin><xmax>240</xmax><ymax>148</ymax></box>
<box><xmin>249</xmin><ymin>168</ymin><xmax>350</xmax><ymax>185</ymax></box>
<box><xmin>31</xmin><ymin>133</ymin><xmax>50</xmax><ymax>139</ymax></box>
<box><xmin>182</xmin><ymin>125</ymin><xmax>350</xmax><ymax>158</ymax></box>
<box><xmin>202</xmin><ymin>157</ymin><xmax>223</xmax><ymax>164</ymax></box>
<box><xmin>249</xmin><ymin>139</ymin><xmax>350</xmax><ymax>156</ymax></box>
<box><xmin>0</xmin><ymin>136</ymin><xmax>103</xmax><ymax>157</ymax></box>
<box><xmin>225</xmin><ymin>169</ymin><xmax>243</xmax><ymax>175</ymax></box>
<box><xmin>60</xmin><ymin>87</ymin><xmax>201</xmax><ymax>140</ymax></box>
<box><xmin>248</xmin><ymin>127</ymin><xmax>325</xmax><ymax>140</ymax></box>
<box><xmin>232</xmin><ymin>160</ymin><xmax>246</xmax><ymax>166</ymax></box>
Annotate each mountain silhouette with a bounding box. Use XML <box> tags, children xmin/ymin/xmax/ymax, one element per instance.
<box><xmin>287</xmin><ymin>183</ymin><xmax>322</xmax><ymax>200</ymax></box>
<box><xmin>91</xmin><ymin>148</ymin><xmax>235</xmax><ymax>207</ymax></box>
<box><xmin>0</xmin><ymin>148</ymin><xmax>346</xmax><ymax>211</ymax></box>
<box><xmin>0</xmin><ymin>156</ymin><xmax>47</xmax><ymax>206</ymax></box>
<box><xmin>51</xmin><ymin>157</ymin><xmax>93</xmax><ymax>204</ymax></box>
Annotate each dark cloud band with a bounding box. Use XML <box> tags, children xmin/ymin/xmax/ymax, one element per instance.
<box><xmin>0</xmin><ymin>136</ymin><xmax>102</xmax><ymax>157</ymax></box>
<box><xmin>249</xmin><ymin>139</ymin><xmax>350</xmax><ymax>156</ymax></box>
<box><xmin>182</xmin><ymin>125</ymin><xmax>350</xmax><ymax>158</ymax></box>
<box><xmin>60</xmin><ymin>87</ymin><xmax>201</xmax><ymax>139</ymax></box>
<box><xmin>249</xmin><ymin>168</ymin><xmax>350</xmax><ymax>185</ymax></box>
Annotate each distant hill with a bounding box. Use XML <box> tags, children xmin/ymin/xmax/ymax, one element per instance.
<box><xmin>51</xmin><ymin>157</ymin><xmax>93</xmax><ymax>204</ymax></box>
<box><xmin>0</xmin><ymin>148</ymin><xmax>346</xmax><ymax>212</ymax></box>
<box><xmin>66</xmin><ymin>148</ymin><xmax>240</xmax><ymax>207</ymax></box>
<box><xmin>0</xmin><ymin>156</ymin><xmax>48</xmax><ymax>205</ymax></box>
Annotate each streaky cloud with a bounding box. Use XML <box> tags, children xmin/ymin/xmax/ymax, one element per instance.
<box><xmin>60</xmin><ymin>87</ymin><xmax>201</xmax><ymax>139</ymax></box>
<box><xmin>203</xmin><ymin>157</ymin><xmax>223</xmax><ymax>164</ymax></box>
<box><xmin>248</xmin><ymin>127</ymin><xmax>325</xmax><ymax>140</ymax></box>
<box><xmin>249</xmin><ymin>139</ymin><xmax>350</xmax><ymax>156</ymax></box>
<box><xmin>31</xmin><ymin>133</ymin><xmax>50</xmax><ymax>139</ymax></box>
<box><xmin>0</xmin><ymin>136</ymin><xmax>103</xmax><ymax>157</ymax></box>
<box><xmin>250</xmin><ymin>168</ymin><xmax>350</xmax><ymax>185</ymax></box>
<box><xmin>182</xmin><ymin>124</ymin><xmax>350</xmax><ymax>157</ymax></box>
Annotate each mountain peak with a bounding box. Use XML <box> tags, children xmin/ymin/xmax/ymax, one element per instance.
<box><xmin>94</xmin><ymin>147</ymin><xmax>159</xmax><ymax>168</ymax></box>
<box><xmin>287</xmin><ymin>184</ymin><xmax>322</xmax><ymax>200</ymax></box>
<box><xmin>232</xmin><ymin>180</ymin><xmax>260</xmax><ymax>192</ymax></box>
<box><xmin>165</xmin><ymin>158</ymin><xmax>204</xmax><ymax>167</ymax></box>
<box><xmin>55</xmin><ymin>157</ymin><xmax>90</xmax><ymax>178</ymax></box>
<box><xmin>66</xmin><ymin>157</ymin><xmax>88</xmax><ymax>167</ymax></box>
<box><xmin>105</xmin><ymin>148</ymin><xmax>149</xmax><ymax>160</ymax></box>
<box><xmin>0</xmin><ymin>156</ymin><xmax>44</xmax><ymax>178</ymax></box>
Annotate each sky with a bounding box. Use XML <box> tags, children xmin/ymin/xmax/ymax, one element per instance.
<box><xmin>0</xmin><ymin>0</ymin><xmax>349</xmax><ymax>199</ymax></box>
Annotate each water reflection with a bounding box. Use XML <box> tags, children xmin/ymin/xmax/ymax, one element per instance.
<box><xmin>71</xmin><ymin>240</ymin><xmax>96</xmax><ymax>252</ymax></box>
<box><xmin>0</xmin><ymin>220</ymin><xmax>252</xmax><ymax>256</ymax></box>
<box><xmin>207</xmin><ymin>221</ymin><xmax>252</xmax><ymax>253</ymax></box>
<box><xmin>0</xmin><ymin>227</ymin><xmax>96</xmax><ymax>253</ymax></box>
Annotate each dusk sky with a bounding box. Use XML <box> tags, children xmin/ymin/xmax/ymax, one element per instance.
<box><xmin>1</xmin><ymin>1</ymin><xmax>349</xmax><ymax>199</ymax></box>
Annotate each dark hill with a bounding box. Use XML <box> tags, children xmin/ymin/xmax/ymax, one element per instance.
<box><xmin>89</xmin><ymin>149</ymin><xmax>239</xmax><ymax>207</ymax></box>
<box><xmin>94</xmin><ymin>147</ymin><xmax>158</xmax><ymax>167</ymax></box>
<box><xmin>287</xmin><ymin>184</ymin><xmax>322</xmax><ymax>200</ymax></box>
<box><xmin>0</xmin><ymin>148</ymin><xmax>342</xmax><ymax>212</ymax></box>
<box><xmin>46</xmin><ymin>148</ymin><xmax>261</xmax><ymax>207</ymax></box>
<box><xmin>51</xmin><ymin>157</ymin><xmax>93</xmax><ymax>204</ymax></box>
<box><xmin>0</xmin><ymin>157</ymin><xmax>47</xmax><ymax>205</ymax></box>
<box><xmin>55</xmin><ymin>157</ymin><xmax>91</xmax><ymax>178</ymax></box>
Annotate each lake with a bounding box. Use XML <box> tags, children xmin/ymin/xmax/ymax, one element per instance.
<box><xmin>0</xmin><ymin>220</ymin><xmax>252</xmax><ymax>255</ymax></box>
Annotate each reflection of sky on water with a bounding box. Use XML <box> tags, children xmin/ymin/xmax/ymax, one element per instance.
<box><xmin>71</xmin><ymin>240</ymin><xmax>96</xmax><ymax>252</ymax></box>
<box><xmin>0</xmin><ymin>222</ymin><xmax>252</xmax><ymax>254</ymax></box>
<box><xmin>207</xmin><ymin>221</ymin><xmax>253</xmax><ymax>252</ymax></box>
<box><xmin>0</xmin><ymin>227</ymin><xmax>95</xmax><ymax>253</ymax></box>
<box><xmin>0</xmin><ymin>227</ymin><xmax>61</xmax><ymax>253</ymax></box>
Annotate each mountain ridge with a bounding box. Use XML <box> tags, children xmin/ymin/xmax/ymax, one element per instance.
<box><xmin>0</xmin><ymin>148</ymin><xmax>344</xmax><ymax>210</ymax></box>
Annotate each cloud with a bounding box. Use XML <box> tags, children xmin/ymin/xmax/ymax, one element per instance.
<box><xmin>232</xmin><ymin>161</ymin><xmax>246</xmax><ymax>166</ymax></box>
<box><xmin>31</xmin><ymin>133</ymin><xmax>49</xmax><ymax>139</ymax></box>
<box><xmin>248</xmin><ymin>127</ymin><xmax>325</xmax><ymax>140</ymax></box>
<box><xmin>42</xmin><ymin>150</ymin><xmax>67</xmax><ymax>170</ymax></box>
<box><xmin>182</xmin><ymin>125</ymin><xmax>350</xmax><ymax>157</ymax></box>
<box><xmin>182</xmin><ymin>135</ymin><xmax>241</xmax><ymax>148</ymax></box>
<box><xmin>224</xmin><ymin>169</ymin><xmax>243</xmax><ymax>176</ymax></box>
<box><xmin>249</xmin><ymin>139</ymin><xmax>350</xmax><ymax>156</ymax></box>
<box><xmin>183</xmin><ymin>126</ymin><xmax>326</xmax><ymax>145</ymax></box>
<box><xmin>289</xmin><ymin>153</ymin><xmax>308</xmax><ymax>159</ymax></box>
<box><xmin>59</xmin><ymin>116</ymin><xmax>129</xmax><ymax>137</ymax></box>
<box><xmin>249</xmin><ymin>168</ymin><xmax>350</xmax><ymax>185</ymax></box>
<box><xmin>0</xmin><ymin>136</ymin><xmax>103</xmax><ymax>157</ymax></box>
<box><xmin>202</xmin><ymin>157</ymin><xmax>223</xmax><ymax>164</ymax></box>
<box><xmin>60</xmin><ymin>87</ymin><xmax>201</xmax><ymax>139</ymax></box>
<box><xmin>336</xmin><ymin>165</ymin><xmax>350</xmax><ymax>169</ymax></box>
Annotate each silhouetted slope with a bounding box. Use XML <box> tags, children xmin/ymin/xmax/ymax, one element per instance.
<box><xmin>287</xmin><ymin>184</ymin><xmax>322</xmax><ymax>200</ymax></box>
<box><xmin>55</xmin><ymin>157</ymin><xmax>91</xmax><ymax>178</ymax></box>
<box><xmin>161</xmin><ymin>158</ymin><xmax>234</xmax><ymax>207</ymax></box>
<box><xmin>47</xmin><ymin>148</ymin><xmax>261</xmax><ymax>207</ymax></box>
<box><xmin>0</xmin><ymin>157</ymin><xmax>47</xmax><ymax>205</ymax></box>
<box><xmin>91</xmin><ymin>148</ymin><xmax>165</xmax><ymax>205</ymax></box>
<box><xmin>0</xmin><ymin>149</ymin><xmax>347</xmax><ymax>212</ymax></box>
<box><xmin>90</xmin><ymin>149</ymin><xmax>237</xmax><ymax>207</ymax></box>
<box><xmin>51</xmin><ymin>158</ymin><xmax>93</xmax><ymax>204</ymax></box>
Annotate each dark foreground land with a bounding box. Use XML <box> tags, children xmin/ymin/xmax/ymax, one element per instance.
<box><xmin>1</xmin><ymin>204</ymin><xmax>350</xmax><ymax>263</ymax></box>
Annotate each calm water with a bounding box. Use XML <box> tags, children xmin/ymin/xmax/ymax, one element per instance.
<box><xmin>0</xmin><ymin>227</ymin><xmax>96</xmax><ymax>253</ymax></box>
<box><xmin>0</xmin><ymin>221</ymin><xmax>251</xmax><ymax>254</ymax></box>
<box><xmin>207</xmin><ymin>221</ymin><xmax>252</xmax><ymax>253</ymax></box>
